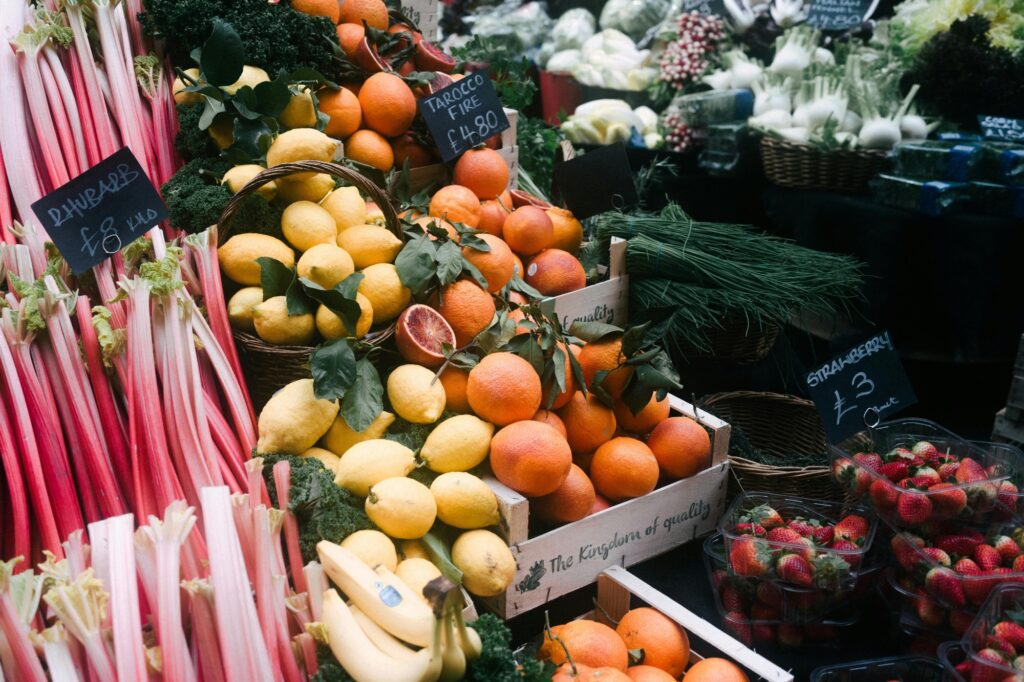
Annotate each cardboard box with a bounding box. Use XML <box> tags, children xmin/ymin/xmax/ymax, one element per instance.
<box><xmin>479</xmin><ymin>395</ymin><xmax>731</xmax><ymax>618</ymax></box>
<box><xmin>540</xmin><ymin>237</ymin><xmax>629</xmax><ymax>329</ymax></box>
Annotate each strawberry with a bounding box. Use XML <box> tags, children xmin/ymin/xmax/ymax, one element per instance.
<box><xmin>810</xmin><ymin>553</ymin><xmax>851</xmax><ymax>589</ymax></box>
<box><xmin>776</xmin><ymin>624</ymin><xmax>803</xmax><ymax>647</ymax></box>
<box><xmin>889</xmin><ymin>447</ymin><xmax>916</xmax><ymax>462</ymax></box>
<box><xmin>742</xmin><ymin>504</ymin><xmax>784</xmax><ymax>530</ymax></box>
<box><xmin>938</xmin><ymin>461</ymin><xmax>961</xmax><ymax>480</ymax></box>
<box><xmin>994</xmin><ymin>536</ymin><xmax>1021</xmax><ymax>565</ymax></box>
<box><xmin>899</xmin><ymin>476</ymin><xmax>935</xmax><ymax>490</ymax></box>
<box><xmin>766</xmin><ymin>527</ymin><xmax>804</xmax><ymax>545</ymax></box>
<box><xmin>994</xmin><ymin>622</ymin><xmax>1024</xmax><ymax>651</ymax></box>
<box><xmin>936</xmin><ymin>529</ymin><xmax>985</xmax><ymax>558</ymax></box>
<box><xmin>734</xmin><ymin>522</ymin><xmax>767</xmax><ymax>537</ymax></box>
<box><xmin>729</xmin><ymin>537</ymin><xmax>772</xmax><ymax>577</ymax></box>
<box><xmin>1014</xmin><ymin>554</ymin><xmax>1024</xmax><ymax>573</ymax></box>
<box><xmin>750</xmin><ymin>603</ymin><xmax>779</xmax><ymax>620</ymax></box>
<box><xmin>892</xmin><ymin>534</ymin><xmax>926</xmax><ymax>572</ymax></box>
<box><xmin>912</xmin><ymin>441</ymin><xmax>940</xmax><ymax>460</ymax></box>
<box><xmin>986</xmin><ymin>635</ymin><xmax>1018</xmax><ymax>658</ymax></box>
<box><xmin>922</xmin><ymin>547</ymin><xmax>952</xmax><ymax>567</ymax></box>
<box><xmin>925</xmin><ymin>566</ymin><xmax>966</xmax><ymax>607</ymax></box>
<box><xmin>755</xmin><ymin>581</ymin><xmax>782</xmax><ymax>609</ymax></box>
<box><xmin>910</xmin><ymin>465</ymin><xmax>942</xmax><ymax>487</ymax></box>
<box><xmin>775</xmin><ymin>554</ymin><xmax>813</xmax><ymax>587</ymax></box>
<box><xmin>786</xmin><ymin>516</ymin><xmax>820</xmax><ymax>537</ymax></box>
<box><xmin>998</xmin><ymin>481</ymin><xmax>1020</xmax><ymax>512</ymax></box>
<box><xmin>834</xmin><ymin>514</ymin><xmax>870</xmax><ymax>543</ymax></box>
<box><xmin>831</xmin><ymin>540</ymin><xmax>862</xmax><ymax>568</ymax></box>
<box><xmin>950</xmin><ymin>609</ymin><xmax>975</xmax><ymax>635</ymax></box>
<box><xmin>880</xmin><ymin>461</ymin><xmax>910</xmax><ymax>482</ymax></box>
<box><xmin>955</xmin><ymin>558</ymin><xmax>989</xmax><ymax>604</ymax></box>
<box><xmin>972</xmin><ymin>648</ymin><xmax>1010</xmax><ymax>682</ymax></box>
<box><xmin>832</xmin><ymin>457</ymin><xmax>872</xmax><ymax>495</ymax></box>
<box><xmin>977</xmin><ymin>544</ymin><xmax>1003</xmax><ymax>571</ymax></box>
<box><xmin>752</xmin><ymin>623</ymin><xmax>776</xmax><ymax>644</ymax></box>
<box><xmin>871</xmin><ymin>479</ymin><xmax>900</xmax><ymax>511</ymax></box>
<box><xmin>913</xmin><ymin>589</ymin><xmax>947</xmax><ymax>627</ymax></box>
<box><xmin>897</xmin><ymin>490</ymin><xmax>934</xmax><ymax>525</ymax></box>
<box><xmin>853</xmin><ymin>452</ymin><xmax>883</xmax><ymax>471</ymax></box>
<box><xmin>929</xmin><ymin>483</ymin><xmax>969</xmax><ymax>516</ymax></box>
<box><xmin>811</xmin><ymin>525</ymin><xmax>835</xmax><ymax>546</ymax></box>
<box><xmin>723</xmin><ymin>612</ymin><xmax>752</xmax><ymax>645</ymax></box>
<box><xmin>720</xmin><ymin>584</ymin><xmax>745</xmax><ymax>612</ymax></box>
<box><xmin>956</xmin><ymin>457</ymin><xmax>988</xmax><ymax>483</ymax></box>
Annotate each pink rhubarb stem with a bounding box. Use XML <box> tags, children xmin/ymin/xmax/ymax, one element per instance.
<box><xmin>273</xmin><ymin>461</ymin><xmax>308</xmax><ymax>595</ymax></box>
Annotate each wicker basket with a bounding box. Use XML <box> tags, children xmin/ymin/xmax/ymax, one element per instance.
<box><xmin>759</xmin><ymin>136</ymin><xmax>889</xmax><ymax>193</ymax></box>
<box><xmin>696</xmin><ymin>317</ymin><xmax>781</xmax><ymax>365</ymax></box>
<box><xmin>218</xmin><ymin>161</ymin><xmax>402</xmax><ymax>410</ymax></box>
<box><xmin>699</xmin><ymin>391</ymin><xmax>844</xmax><ymax>501</ymax></box>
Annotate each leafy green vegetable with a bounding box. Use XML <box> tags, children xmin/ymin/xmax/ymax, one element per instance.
<box><xmin>312</xmin><ymin>645</ymin><xmax>353</xmax><ymax>682</ymax></box>
<box><xmin>450</xmin><ymin>36</ymin><xmax>536</xmax><ymax>111</ymax></box>
<box><xmin>466</xmin><ymin>614</ymin><xmax>555</xmax><ymax>682</ymax></box>
<box><xmin>174</xmin><ymin>103</ymin><xmax>218</xmax><ymax>160</ymax></box>
<box><xmin>515</xmin><ymin>116</ymin><xmax>563</xmax><ymax>199</ymax></box>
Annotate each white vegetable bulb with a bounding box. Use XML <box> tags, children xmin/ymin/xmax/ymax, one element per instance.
<box><xmin>813</xmin><ymin>47</ymin><xmax>835</xmax><ymax>65</ymax></box>
<box><xmin>840</xmin><ymin>110</ymin><xmax>862</xmax><ymax>134</ymax></box>
<box><xmin>900</xmin><ymin>114</ymin><xmax>931</xmax><ymax>140</ymax></box>
<box><xmin>749</xmin><ymin>109</ymin><xmax>793</xmax><ymax>130</ymax></box>
<box><xmin>703</xmin><ymin>70</ymin><xmax>733</xmax><ymax>90</ymax></box>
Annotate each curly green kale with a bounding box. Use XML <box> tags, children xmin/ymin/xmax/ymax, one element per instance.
<box><xmin>175</xmin><ymin>104</ymin><xmax>218</xmax><ymax>161</ymax></box>
<box><xmin>161</xmin><ymin>157</ymin><xmax>283</xmax><ymax>236</ymax></box>
<box><xmin>262</xmin><ymin>454</ymin><xmax>375</xmax><ymax>563</ymax></box>
<box><xmin>312</xmin><ymin>645</ymin><xmax>354</xmax><ymax>682</ymax></box>
<box><xmin>466</xmin><ymin>614</ymin><xmax>554</xmax><ymax>682</ymax></box>
<box><xmin>139</xmin><ymin>0</ymin><xmax>340</xmax><ymax>79</ymax></box>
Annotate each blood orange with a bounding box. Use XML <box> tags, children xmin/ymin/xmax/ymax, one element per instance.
<box><xmin>395</xmin><ymin>304</ymin><xmax>456</xmax><ymax>367</ymax></box>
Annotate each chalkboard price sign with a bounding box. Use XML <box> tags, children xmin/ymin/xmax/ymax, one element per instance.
<box><xmin>806</xmin><ymin>0</ymin><xmax>875</xmax><ymax>29</ymax></box>
<box><xmin>418</xmin><ymin>70</ymin><xmax>510</xmax><ymax>163</ymax></box>
<box><xmin>804</xmin><ymin>330</ymin><xmax>917</xmax><ymax>442</ymax></box>
<box><xmin>978</xmin><ymin>115</ymin><xmax>1024</xmax><ymax>142</ymax></box>
<box><xmin>31</xmin><ymin>148</ymin><xmax>168</xmax><ymax>274</ymax></box>
<box><xmin>681</xmin><ymin>0</ymin><xmax>725</xmax><ymax>15</ymax></box>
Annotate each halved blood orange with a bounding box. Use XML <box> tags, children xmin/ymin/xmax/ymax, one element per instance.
<box><xmin>395</xmin><ymin>304</ymin><xmax>456</xmax><ymax>367</ymax></box>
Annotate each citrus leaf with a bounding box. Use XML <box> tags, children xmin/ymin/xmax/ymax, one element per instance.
<box><xmin>591</xmin><ymin>369</ymin><xmax>614</xmax><ymax>406</ymax></box>
<box><xmin>459</xmin><ymin>258</ymin><xmax>491</xmax><ymax>292</ymax></box>
<box><xmin>395</xmin><ymin>233</ymin><xmax>437</xmax><ymax>297</ymax></box>
<box><xmin>635</xmin><ymin>363</ymin><xmax>681</xmax><ymax>392</ymax></box>
<box><xmin>621</xmin><ymin>373</ymin><xmax>654</xmax><ymax>416</ymax></box>
<box><xmin>568</xmin><ymin>342</ymin><xmax>587</xmax><ymax>395</ymax></box>
<box><xmin>310</xmin><ymin>339</ymin><xmax>356</xmax><ymax>401</ymax></box>
<box><xmin>621</xmin><ymin>321</ymin><xmax>652</xmax><ymax>358</ymax></box>
<box><xmin>285</xmin><ymin>276</ymin><xmax>316</xmax><ymax>316</ymax></box>
<box><xmin>300</xmin><ymin>273</ymin><xmax>365</xmax><ymax>335</ymax></box>
<box><xmin>551</xmin><ymin>344</ymin><xmax>567</xmax><ymax>394</ymax></box>
<box><xmin>200</xmin><ymin>19</ymin><xmax>244</xmax><ymax>87</ymax></box>
<box><xmin>509</xmin><ymin>276</ymin><xmax>543</xmax><ymax>299</ymax></box>
<box><xmin>459</xmin><ymin>232</ymin><xmax>491</xmax><ymax>252</ymax></box>
<box><xmin>341</xmin><ymin>358</ymin><xmax>383</xmax><ymax>432</ymax></box>
<box><xmin>435</xmin><ymin>240</ymin><xmax>463</xmax><ymax>285</ymax></box>
<box><xmin>230</xmin><ymin>86</ymin><xmax>262</xmax><ymax>120</ymax></box>
<box><xmin>625</xmin><ymin>348</ymin><xmax>662</xmax><ymax>366</ymax></box>
<box><xmin>254</xmin><ymin>77</ymin><xmax>292</xmax><ymax>118</ymax></box>
<box><xmin>198</xmin><ymin>99</ymin><xmax>226</xmax><ymax>130</ymax></box>
<box><xmin>569</xmin><ymin>321</ymin><xmax>622</xmax><ymax>342</ymax></box>
<box><xmin>257</xmin><ymin>257</ymin><xmax>293</xmax><ymax>299</ymax></box>
<box><xmin>506</xmin><ymin>334</ymin><xmax>544</xmax><ymax>376</ymax></box>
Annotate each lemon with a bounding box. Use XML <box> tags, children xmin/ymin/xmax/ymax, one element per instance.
<box><xmin>222</xmin><ymin>164</ymin><xmax>276</xmax><ymax>200</ymax></box>
<box><xmin>387</xmin><ymin>365</ymin><xmax>446</xmax><ymax>424</ymax></box>
<box><xmin>172</xmin><ymin>67</ymin><xmax>202</xmax><ymax>105</ymax></box>
<box><xmin>420</xmin><ymin>415</ymin><xmax>494</xmax><ymax>473</ymax></box>
<box><xmin>366</xmin><ymin>477</ymin><xmax>437</xmax><ymax>540</ymax></box>
<box><xmin>399</xmin><ymin>539</ymin><xmax>431</xmax><ymax>561</ymax></box>
<box><xmin>395</xmin><ymin>558</ymin><xmax>442</xmax><ymax>603</ymax></box>
<box><xmin>275</xmin><ymin>173</ymin><xmax>336</xmax><ymax>203</ymax></box>
<box><xmin>218</xmin><ymin>234</ymin><xmax>294</xmax><ymax>286</ymax></box>
<box><xmin>358</xmin><ymin>263</ymin><xmax>411</xmax><ymax>324</ymax></box>
<box><xmin>282</xmin><ymin>201</ymin><xmax>337</xmax><ymax>252</ymax></box>
<box><xmin>451</xmin><ymin>530</ymin><xmax>515</xmax><ymax>597</ymax></box>
<box><xmin>430</xmin><ymin>472</ymin><xmax>500</xmax><ymax>529</ymax></box>
<box><xmin>267</xmin><ymin>129</ymin><xmax>340</xmax><ymax>179</ymax></box>
<box><xmin>227</xmin><ymin>287</ymin><xmax>264</xmax><ymax>333</ymax></box>
<box><xmin>297</xmin><ymin>243</ymin><xmax>355</xmax><ymax>290</ymax></box>
<box><xmin>279</xmin><ymin>86</ymin><xmax>317</xmax><ymax>129</ymax></box>
<box><xmin>208</xmin><ymin>117</ymin><xmax>234</xmax><ymax>149</ymax></box>
<box><xmin>315</xmin><ymin>295</ymin><xmax>372</xmax><ymax>340</ymax></box>
<box><xmin>222</xmin><ymin>65</ymin><xmax>270</xmax><ymax>95</ymax></box>
<box><xmin>257</xmin><ymin>378</ymin><xmax>339</xmax><ymax>455</ymax></box>
<box><xmin>321</xmin><ymin>410</ymin><xmax>395</xmax><ymax>456</ymax></box>
<box><xmin>334</xmin><ymin>439</ymin><xmax>416</xmax><ymax>497</ymax></box>
<box><xmin>341</xmin><ymin>529</ymin><xmax>398</xmax><ymax>571</ymax></box>
<box><xmin>252</xmin><ymin>296</ymin><xmax>315</xmax><ymax>346</ymax></box>
<box><xmin>300</xmin><ymin>446</ymin><xmax>341</xmax><ymax>474</ymax></box>
<box><xmin>322</xmin><ymin>186</ymin><xmax>367</xmax><ymax>231</ymax></box>
<box><xmin>336</xmin><ymin>225</ymin><xmax>403</xmax><ymax>269</ymax></box>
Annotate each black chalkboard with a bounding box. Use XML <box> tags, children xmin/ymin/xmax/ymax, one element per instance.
<box><xmin>552</xmin><ymin>143</ymin><xmax>638</xmax><ymax>220</ymax></box>
<box><xmin>805</xmin><ymin>330</ymin><xmax>918</xmax><ymax>442</ymax></box>
<box><xmin>978</xmin><ymin>115</ymin><xmax>1024</xmax><ymax>142</ymax></box>
<box><xmin>681</xmin><ymin>0</ymin><xmax>726</xmax><ymax>15</ymax></box>
<box><xmin>418</xmin><ymin>70</ymin><xmax>510</xmax><ymax>163</ymax></box>
<box><xmin>31</xmin><ymin>148</ymin><xmax>168</xmax><ymax>274</ymax></box>
<box><xmin>806</xmin><ymin>0</ymin><xmax>875</xmax><ymax>29</ymax></box>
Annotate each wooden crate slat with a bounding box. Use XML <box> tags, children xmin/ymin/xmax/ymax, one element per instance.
<box><xmin>1006</xmin><ymin>373</ymin><xmax>1024</xmax><ymax>412</ymax></box>
<box><xmin>994</xmin><ymin>408</ymin><xmax>1024</xmax><ymax>444</ymax></box>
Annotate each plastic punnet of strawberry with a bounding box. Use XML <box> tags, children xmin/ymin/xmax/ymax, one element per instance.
<box><xmin>718</xmin><ymin>492</ymin><xmax>878</xmax><ymax>592</ymax></box>
<box><xmin>960</xmin><ymin>583</ymin><xmax>1024</xmax><ymax>681</ymax></box>
<box><xmin>809</xmin><ymin>654</ymin><xmax>949</xmax><ymax>682</ymax></box>
<box><xmin>830</xmin><ymin>419</ymin><xmax>1022</xmax><ymax>528</ymax></box>
<box><xmin>938</xmin><ymin>641</ymin><xmax>974</xmax><ymax>682</ymax></box>
<box><xmin>884</xmin><ymin>567</ymin><xmax>978</xmax><ymax>638</ymax></box>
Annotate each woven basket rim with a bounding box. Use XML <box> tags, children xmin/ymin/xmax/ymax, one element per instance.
<box><xmin>760</xmin><ymin>135</ymin><xmax>889</xmax><ymax>161</ymax></box>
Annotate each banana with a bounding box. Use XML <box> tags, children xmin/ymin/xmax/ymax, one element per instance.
<box><xmin>438</xmin><ymin>610</ymin><xmax>466</xmax><ymax>682</ymax></box>
<box><xmin>349</xmin><ymin>604</ymin><xmax>418</xmax><ymax>661</ymax></box>
<box><xmin>321</xmin><ymin>589</ymin><xmax>444</xmax><ymax>682</ymax></box>
<box><xmin>450</xmin><ymin>594</ymin><xmax>483</xmax><ymax>661</ymax></box>
<box><xmin>317</xmin><ymin>541</ymin><xmax>435</xmax><ymax>648</ymax></box>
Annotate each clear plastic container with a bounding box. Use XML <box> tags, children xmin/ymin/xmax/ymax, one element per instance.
<box><xmin>891</xmin><ymin>141</ymin><xmax>983</xmax><ymax>182</ymax></box>
<box><xmin>718</xmin><ymin>492</ymin><xmax>878</xmax><ymax>591</ymax></box>
<box><xmin>968</xmin><ymin>181</ymin><xmax>1024</xmax><ymax>219</ymax></box>
<box><xmin>884</xmin><ymin>568</ymin><xmax>977</xmax><ymax>637</ymax></box>
<box><xmin>810</xmin><ymin>655</ymin><xmax>947</xmax><ymax>682</ymax></box>
<box><xmin>667</xmin><ymin>90</ymin><xmax>754</xmax><ymax>129</ymax></box>
<box><xmin>870</xmin><ymin>174</ymin><xmax>969</xmax><ymax>216</ymax></box>
<box><xmin>938</xmin><ymin>641</ymin><xmax>972</xmax><ymax>682</ymax></box>
<box><xmin>979</xmin><ymin>142</ymin><xmax>1024</xmax><ymax>184</ymax></box>
<box><xmin>962</xmin><ymin>584</ymin><xmax>1024</xmax><ymax>679</ymax></box>
<box><xmin>830</xmin><ymin>418</ymin><xmax>1020</xmax><ymax>528</ymax></box>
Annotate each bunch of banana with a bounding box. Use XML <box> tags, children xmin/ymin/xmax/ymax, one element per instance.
<box><xmin>315</xmin><ymin>541</ymin><xmax>483</xmax><ymax>682</ymax></box>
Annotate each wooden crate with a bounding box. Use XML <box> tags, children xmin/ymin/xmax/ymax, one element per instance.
<box><xmin>540</xmin><ymin>237</ymin><xmax>629</xmax><ymax>330</ymax></box>
<box><xmin>994</xmin><ymin>408</ymin><xmax>1024</xmax><ymax>444</ymax></box>
<box><xmin>586</xmin><ymin>566</ymin><xmax>794</xmax><ymax>682</ymax></box>
<box><xmin>479</xmin><ymin>395</ymin><xmax>731</xmax><ymax>618</ymax></box>
<box><xmin>401</xmin><ymin>0</ymin><xmax>439</xmax><ymax>40</ymax></box>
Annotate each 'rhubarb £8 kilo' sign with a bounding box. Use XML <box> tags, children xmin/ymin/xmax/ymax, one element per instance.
<box><xmin>31</xmin><ymin>148</ymin><xmax>168</xmax><ymax>274</ymax></box>
<box><xmin>418</xmin><ymin>70</ymin><xmax>510</xmax><ymax>163</ymax></box>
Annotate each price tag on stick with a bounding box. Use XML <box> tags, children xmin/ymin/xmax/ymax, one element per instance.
<box><xmin>418</xmin><ymin>70</ymin><xmax>510</xmax><ymax>163</ymax></box>
<box><xmin>681</xmin><ymin>0</ymin><xmax>726</xmax><ymax>15</ymax></box>
<box><xmin>31</xmin><ymin>148</ymin><xmax>168</xmax><ymax>274</ymax></box>
<box><xmin>804</xmin><ymin>330</ymin><xmax>917</xmax><ymax>442</ymax></box>
<box><xmin>806</xmin><ymin>0</ymin><xmax>877</xmax><ymax>29</ymax></box>
<box><xmin>552</xmin><ymin>143</ymin><xmax>638</xmax><ymax>220</ymax></box>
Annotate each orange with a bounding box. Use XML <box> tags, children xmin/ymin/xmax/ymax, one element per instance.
<box><xmin>616</xmin><ymin>608</ymin><xmax>690</xmax><ymax>678</ymax></box>
<box><xmin>462</xmin><ymin>234</ymin><xmax>515</xmax><ymax>293</ymax></box>
<box><xmin>431</xmin><ymin>279</ymin><xmax>495</xmax><ymax>347</ymax></box>
<box><xmin>365</xmin><ymin>201</ymin><xmax>385</xmax><ymax>225</ymax></box>
<box><xmin>646</xmin><ymin>417</ymin><xmax>711</xmax><ymax>481</ymax></box>
<box><xmin>540</xmin><ymin>620</ymin><xmax>629</xmax><ymax>671</ymax></box>
<box><xmin>336</xmin><ymin>24</ymin><xmax>366</xmax><ymax>58</ymax></box>
<box><xmin>543</xmin><ymin>343</ymin><xmax>580</xmax><ymax>410</ymax></box>
<box><xmin>318</xmin><ymin>87</ymin><xmax>361</xmax><ymax>139</ymax></box>
<box><xmin>574</xmin><ymin>450</ymin><xmax>595</xmax><ymax>472</ymax></box>
<box><xmin>338</xmin><ymin>0</ymin><xmax>389</xmax><ymax>29</ymax></box>
<box><xmin>626</xmin><ymin>666</ymin><xmax>676</xmax><ymax>682</ymax></box>
<box><xmin>394</xmin><ymin>304</ymin><xmax>456</xmax><ymax>367</ymax></box>
<box><xmin>579</xmin><ymin>337</ymin><xmax>633</xmax><ymax>398</ymax></box>
<box><xmin>345</xmin><ymin>130</ymin><xmax>394</xmax><ymax>171</ymax></box>
<box><xmin>293</xmin><ymin>0</ymin><xmax>340</xmax><ymax>21</ymax></box>
<box><xmin>553</xmin><ymin>664</ymin><xmax>631</xmax><ymax>682</ymax></box>
<box><xmin>439</xmin><ymin>366</ymin><xmax>470</xmax><ymax>413</ymax></box>
<box><xmin>466</xmin><ymin>352</ymin><xmax>541</xmax><ymax>426</ymax></box>
<box><xmin>415</xmin><ymin>216</ymin><xmax>457</xmax><ymax>239</ymax></box>
<box><xmin>392</xmin><ymin>133</ymin><xmax>434</xmax><ymax>168</ymax></box>
<box><xmin>683</xmin><ymin>658</ymin><xmax>748</xmax><ymax>682</ymax></box>
<box><xmin>526</xmin><ymin>249</ymin><xmax>586</xmax><ymax>296</ymax></box>
<box><xmin>531</xmin><ymin>463</ymin><xmax>595</xmax><ymax>525</ymax></box>
<box><xmin>589</xmin><ymin>493</ymin><xmax>612</xmax><ymax>515</ymax></box>
<box><xmin>477</xmin><ymin>198</ymin><xmax>510</xmax><ymax>237</ymax></box>
<box><xmin>453</xmin><ymin>148</ymin><xmax>510</xmax><ymax>200</ymax></box>
<box><xmin>558</xmin><ymin>391</ymin><xmax>616</xmax><ymax>455</ymax></box>
<box><xmin>429</xmin><ymin>185</ymin><xmax>481</xmax><ymax>228</ymax></box>
<box><xmin>589</xmin><ymin>437</ymin><xmax>659</xmax><ymax>501</ymax></box>
<box><xmin>614</xmin><ymin>394</ymin><xmax>670</xmax><ymax>435</ymax></box>
<box><xmin>489</xmin><ymin>420</ymin><xmax>571</xmax><ymax>496</ymax></box>
<box><xmin>503</xmin><ymin>206</ymin><xmax>553</xmax><ymax>257</ymax></box>
<box><xmin>511</xmin><ymin>252</ymin><xmax>525</xmax><ymax>279</ymax></box>
<box><xmin>358</xmin><ymin>73</ymin><xmax>417</xmax><ymax>137</ymax></box>
<box><xmin>532</xmin><ymin>409</ymin><xmax>567</xmax><ymax>437</ymax></box>
<box><xmin>547</xmin><ymin>207</ymin><xmax>584</xmax><ymax>254</ymax></box>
